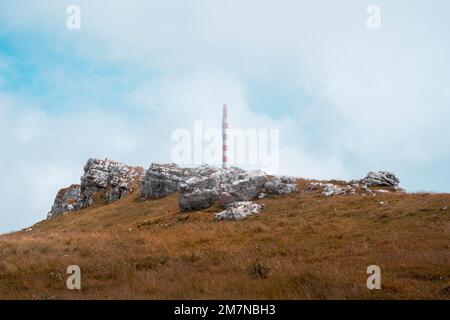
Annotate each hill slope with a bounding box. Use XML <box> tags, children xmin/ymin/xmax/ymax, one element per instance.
<box><xmin>1</xmin><ymin>180</ymin><xmax>449</xmax><ymax>299</ymax></box>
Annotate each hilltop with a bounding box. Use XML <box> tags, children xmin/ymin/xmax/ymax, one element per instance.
<box><xmin>0</xmin><ymin>160</ymin><xmax>449</xmax><ymax>299</ymax></box>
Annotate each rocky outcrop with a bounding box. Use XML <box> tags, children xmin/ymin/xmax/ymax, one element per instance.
<box><xmin>141</xmin><ymin>163</ymin><xmax>192</xmax><ymax>199</ymax></box>
<box><xmin>178</xmin><ymin>165</ymin><xmax>243</xmax><ymax>211</ymax></box>
<box><xmin>215</xmin><ymin>201</ymin><xmax>262</xmax><ymax>221</ymax></box>
<box><xmin>308</xmin><ymin>181</ymin><xmax>377</xmax><ymax>196</ymax></box>
<box><xmin>80</xmin><ymin>158</ymin><xmax>145</xmax><ymax>206</ymax></box>
<box><xmin>48</xmin><ymin>160</ymin><xmax>275</xmax><ymax>218</ymax></box>
<box><xmin>308</xmin><ymin>171</ymin><xmax>402</xmax><ymax>197</ymax></box>
<box><xmin>353</xmin><ymin>171</ymin><xmax>400</xmax><ymax>187</ymax></box>
<box><xmin>178</xmin><ymin>165</ymin><xmax>267</xmax><ymax>211</ymax></box>
<box><xmin>263</xmin><ymin>176</ymin><xmax>297</xmax><ymax>195</ymax></box>
<box><xmin>47</xmin><ymin>159</ymin><xmax>404</xmax><ymax>219</ymax></box>
<box><xmin>48</xmin><ymin>158</ymin><xmax>145</xmax><ymax>219</ymax></box>
<box><xmin>218</xmin><ymin>171</ymin><xmax>268</xmax><ymax>206</ymax></box>
<box><xmin>47</xmin><ymin>184</ymin><xmax>82</xmax><ymax>219</ymax></box>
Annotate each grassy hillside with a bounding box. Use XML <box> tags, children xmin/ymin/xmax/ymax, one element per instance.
<box><xmin>1</xmin><ymin>179</ymin><xmax>449</xmax><ymax>299</ymax></box>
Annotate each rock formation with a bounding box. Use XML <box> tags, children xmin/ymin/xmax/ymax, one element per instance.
<box><xmin>47</xmin><ymin>158</ymin><xmax>145</xmax><ymax>219</ymax></box>
<box><xmin>47</xmin><ymin>184</ymin><xmax>83</xmax><ymax>219</ymax></box>
<box><xmin>215</xmin><ymin>201</ymin><xmax>262</xmax><ymax>221</ymax></box>
<box><xmin>48</xmin><ymin>158</ymin><xmax>403</xmax><ymax>222</ymax></box>
<box><xmin>322</xmin><ymin>183</ymin><xmax>356</xmax><ymax>196</ymax></box>
<box><xmin>141</xmin><ymin>163</ymin><xmax>192</xmax><ymax>199</ymax></box>
<box><xmin>263</xmin><ymin>176</ymin><xmax>297</xmax><ymax>195</ymax></box>
<box><xmin>178</xmin><ymin>165</ymin><xmax>267</xmax><ymax>211</ymax></box>
<box><xmin>80</xmin><ymin>158</ymin><xmax>145</xmax><ymax>206</ymax></box>
<box><xmin>352</xmin><ymin>171</ymin><xmax>400</xmax><ymax>187</ymax></box>
<box><xmin>307</xmin><ymin>171</ymin><xmax>402</xmax><ymax>197</ymax></box>
<box><xmin>178</xmin><ymin>165</ymin><xmax>243</xmax><ymax>211</ymax></box>
<box><xmin>218</xmin><ymin>171</ymin><xmax>268</xmax><ymax>206</ymax></box>
<box><xmin>141</xmin><ymin>163</ymin><xmax>297</xmax><ymax>210</ymax></box>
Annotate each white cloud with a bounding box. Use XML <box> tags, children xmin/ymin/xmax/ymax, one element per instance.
<box><xmin>0</xmin><ymin>69</ymin><xmax>345</xmax><ymax>233</ymax></box>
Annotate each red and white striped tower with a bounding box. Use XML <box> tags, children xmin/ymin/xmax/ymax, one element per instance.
<box><xmin>222</xmin><ymin>103</ymin><xmax>229</xmax><ymax>169</ymax></box>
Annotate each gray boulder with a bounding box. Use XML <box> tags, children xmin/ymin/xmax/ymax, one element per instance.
<box><xmin>48</xmin><ymin>158</ymin><xmax>145</xmax><ymax>219</ymax></box>
<box><xmin>179</xmin><ymin>189</ymin><xmax>220</xmax><ymax>211</ymax></box>
<box><xmin>178</xmin><ymin>165</ymin><xmax>243</xmax><ymax>211</ymax></box>
<box><xmin>218</xmin><ymin>172</ymin><xmax>267</xmax><ymax>207</ymax></box>
<box><xmin>228</xmin><ymin>172</ymin><xmax>267</xmax><ymax>201</ymax></box>
<box><xmin>47</xmin><ymin>184</ymin><xmax>83</xmax><ymax>219</ymax></box>
<box><xmin>357</xmin><ymin>171</ymin><xmax>400</xmax><ymax>187</ymax></box>
<box><xmin>141</xmin><ymin>163</ymin><xmax>192</xmax><ymax>199</ymax></box>
<box><xmin>264</xmin><ymin>176</ymin><xmax>297</xmax><ymax>194</ymax></box>
<box><xmin>179</xmin><ymin>165</ymin><xmax>267</xmax><ymax>211</ymax></box>
<box><xmin>80</xmin><ymin>158</ymin><xmax>145</xmax><ymax>207</ymax></box>
<box><xmin>215</xmin><ymin>201</ymin><xmax>262</xmax><ymax>221</ymax></box>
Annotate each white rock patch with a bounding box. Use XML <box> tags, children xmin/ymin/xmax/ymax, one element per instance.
<box><xmin>215</xmin><ymin>201</ymin><xmax>262</xmax><ymax>221</ymax></box>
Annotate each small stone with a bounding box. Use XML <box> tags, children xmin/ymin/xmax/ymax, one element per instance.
<box><xmin>215</xmin><ymin>201</ymin><xmax>262</xmax><ymax>221</ymax></box>
<box><xmin>322</xmin><ymin>183</ymin><xmax>355</xmax><ymax>196</ymax></box>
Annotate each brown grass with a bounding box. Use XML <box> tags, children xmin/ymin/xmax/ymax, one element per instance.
<box><xmin>0</xmin><ymin>180</ymin><xmax>449</xmax><ymax>300</ymax></box>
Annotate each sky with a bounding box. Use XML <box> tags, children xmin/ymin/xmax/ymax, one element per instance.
<box><xmin>0</xmin><ymin>0</ymin><xmax>449</xmax><ymax>234</ymax></box>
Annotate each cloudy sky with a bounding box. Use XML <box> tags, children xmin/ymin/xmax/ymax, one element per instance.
<box><xmin>1</xmin><ymin>0</ymin><xmax>449</xmax><ymax>234</ymax></box>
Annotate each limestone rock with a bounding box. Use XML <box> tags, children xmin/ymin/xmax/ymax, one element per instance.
<box><xmin>47</xmin><ymin>158</ymin><xmax>145</xmax><ymax>219</ymax></box>
<box><xmin>355</xmin><ymin>171</ymin><xmax>400</xmax><ymax>187</ymax></box>
<box><xmin>227</xmin><ymin>171</ymin><xmax>267</xmax><ymax>202</ymax></box>
<box><xmin>322</xmin><ymin>183</ymin><xmax>355</xmax><ymax>196</ymax></box>
<box><xmin>215</xmin><ymin>201</ymin><xmax>262</xmax><ymax>221</ymax></box>
<box><xmin>264</xmin><ymin>176</ymin><xmax>297</xmax><ymax>194</ymax></box>
<box><xmin>306</xmin><ymin>172</ymin><xmax>401</xmax><ymax>199</ymax></box>
<box><xmin>141</xmin><ymin>163</ymin><xmax>192</xmax><ymax>199</ymax></box>
<box><xmin>218</xmin><ymin>172</ymin><xmax>267</xmax><ymax>206</ymax></box>
<box><xmin>308</xmin><ymin>182</ymin><xmax>357</xmax><ymax>196</ymax></box>
<box><xmin>179</xmin><ymin>165</ymin><xmax>267</xmax><ymax>211</ymax></box>
<box><xmin>178</xmin><ymin>165</ymin><xmax>242</xmax><ymax>211</ymax></box>
<box><xmin>80</xmin><ymin>158</ymin><xmax>145</xmax><ymax>207</ymax></box>
<box><xmin>47</xmin><ymin>184</ymin><xmax>82</xmax><ymax>219</ymax></box>
<box><xmin>179</xmin><ymin>188</ymin><xmax>220</xmax><ymax>211</ymax></box>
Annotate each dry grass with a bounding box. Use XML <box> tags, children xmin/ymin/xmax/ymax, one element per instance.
<box><xmin>1</xmin><ymin>180</ymin><xmax>449</xmax><ymax>300</ymax></box>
